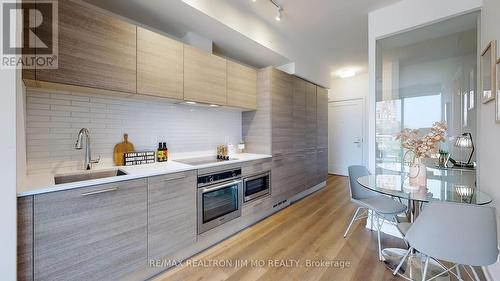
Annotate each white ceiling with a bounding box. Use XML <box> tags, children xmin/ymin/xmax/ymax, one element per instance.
<box><xmin>227</xmin><ymin>0</ymin><xmax>402</xmax><ymax>76</ymax></box>
<box><xmin>84</xmin><ymin>0</ymin><xmax>402</xmax><ymax>86</ymax></box>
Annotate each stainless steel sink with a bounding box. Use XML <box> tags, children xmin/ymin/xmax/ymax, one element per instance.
<box><xmin>54</xmin><ymin>169</ymin><xmax>127</xmax><ymax>185</ymax></box>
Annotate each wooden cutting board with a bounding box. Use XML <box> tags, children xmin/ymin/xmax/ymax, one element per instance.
<box><xmin>113</xmin><ymin>133</ymin><xmax>135</xmax><ymax>166</ymax></box>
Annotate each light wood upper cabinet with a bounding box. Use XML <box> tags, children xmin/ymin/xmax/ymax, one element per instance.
<box><xmin>316</xmin><ymin>86</ymin><xmax>329</xmax><ymax>149</ymax></box>
<box><xmin>137</xmin><ymin>27</ymin><xmax>183</xmax><ymax>99</ymax></box>
<box><xmin>33</xmin><ymin>179</ymin><xmax>148</xmax><ymax>281</ymax></box>
<box><xmin>184</xmin><ymin>45</ymin><xmax>227</xmax><ymax>105</ymax></box>
<box><xmin>36</xmin><ymin>0</ymin><xmax>137</xmax><ymax>93</ymax></box>
<box><xmin>227</xmin><ymin>61</ymin><xmax>257</xmax><ymax>110</ymax></box>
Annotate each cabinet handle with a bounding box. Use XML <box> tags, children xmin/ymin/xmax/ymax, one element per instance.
<box><xmin>81</xmin><ymin>187</ymin><xmax>119</xmax><ymax>196</ymax></box>
<box><xmin>162</xmin><ymin>175</ymin><xmax>187</xmax><ymax>182</ymax></box>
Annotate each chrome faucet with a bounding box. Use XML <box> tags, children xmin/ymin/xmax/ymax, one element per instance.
<box><xmin>75</xmin><ymin>128</ymin><xmax>100</xmax><ymax>170</ymax></box>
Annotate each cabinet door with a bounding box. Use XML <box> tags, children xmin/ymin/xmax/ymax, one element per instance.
<box><xmin>34</xmin><ymin>179</ymin><xmax>147</xmax><ymax>281</ymax></box>
<box><xmin>293</xmin><ymin>77</ymin><xmax>306</xmax><ymax>151</ymax></box>
<box><xmin>271</xmin><ymin>69</ymin><xmax>293</xmax><ymax>155</ymax></box>
<box><xmin>316</xmin><ymin>86</ymin><xmax>329</xmax><ymax>149</ymax></box>
<box><xmin>184</xmin><ymin>45</ymin><xmax>227</xmax><ymax>105</ymax></box>
<box><xmin>305</xmin><ymin>82</ymin><xmax>317</xmax><ymax>150</ymax></box>
<box><xmin>227</xmin><ymin>61</ymin><xmax>257</xmax><ymax>110</ymax></box>
<box><xmin>36</xmin><ymin>0</ymin><xmax>137</xmax><ymax>93</ymax></box>
<box><xmin>148</xmin><ymin>171</ymin><xmax>197</xmax><ymax>261</ymax></box>
<box><xmin>271</xmin><ymin>154</ymin><xmax>292</xmax><ymax>203</ymax></box>
<box><xmin>316</xmin><ymin>148</ymin><xmax>328</xmax><ymax>184</ymax></box>
<box><xmin>18</xmin><ymin>196</ymin><xmax>33</xmax><ymax>281</ymax></box>
<box><xmin>137</xmin><ymin>27</ymin><xmax>183</xmax><ymax>99</ymax></box>
<box><xmin>305</xmin><ymin>148</ymin><xmax>317</xmax><ymax>189</ymax></box>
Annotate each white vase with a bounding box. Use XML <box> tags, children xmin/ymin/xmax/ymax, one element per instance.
<box><xmin>409</xmin><ymin>159</ymin><xmax>427</xmax><ymax>187</ymax></box>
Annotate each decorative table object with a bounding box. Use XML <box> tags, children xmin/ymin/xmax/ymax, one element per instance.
<box><xmin>396</xmin><ymin>121</ymin><xmax>448</xmax><ymax>188</ymax></box>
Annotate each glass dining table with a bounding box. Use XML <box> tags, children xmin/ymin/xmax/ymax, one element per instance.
<box><xmin>357</xmin><ymin>166</ymin><xmax>492</xmax><ymax>281</ymax></box>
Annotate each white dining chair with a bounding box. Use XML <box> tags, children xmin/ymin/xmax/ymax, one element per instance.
<box><xmin>393</xmin><ymin>201</ymin><xmax>498</xmax><ymax>281</ymax></box>
<box><xmin>345</xmin><ymin>165</ymin><xmax>408</xmax><ymax>261</ymax></box>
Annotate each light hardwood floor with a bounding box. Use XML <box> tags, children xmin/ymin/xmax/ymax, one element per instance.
<box><xmin>154</xmin><ymin>175</ymin><xmax>484</xmax><ymax>281</ymax></box>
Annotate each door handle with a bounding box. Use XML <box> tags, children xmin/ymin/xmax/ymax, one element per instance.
<box><xmin>353</xmin><ymin>141</ymin><xmax>361</xmax><ymax>144</ymax></box>
<box><xmin>81</xmin><ymin>187</ymin><xmax>118</xmax><ymax>196</ymax></box>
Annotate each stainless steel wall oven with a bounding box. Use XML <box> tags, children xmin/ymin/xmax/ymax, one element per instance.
<box><xmin>197</xmin><ymin>168</ymin><xmax>242</xmax><ymax>234</ymax></box>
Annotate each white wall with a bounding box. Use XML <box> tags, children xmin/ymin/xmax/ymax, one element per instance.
<box><xmin>328</xmin><ymin>73</ymin><xmax>368</xmax><ymax>102</ymax></box>
<box><xmin>328</xmin><ymin>74</ymin><xmax>369</xmax><ymax>167</ymax></box>
<box><xmin>25</xmin><ymin>89</ymin><xmax>242</xmax><ymax>175</ymax></box>
<box><xmin>0</xmin><ymin>0</ymin><xmax>18</xmax><ymax>277</ymax></box>
<box><xmin>480</xmin><ymin>0</ymin><xmax>500</xmax><ymax>278</ymax></box>
<box><xmin>368</xmin><ymin>0</ymin><xmax>482</xmax><ymax>172</ymax></box>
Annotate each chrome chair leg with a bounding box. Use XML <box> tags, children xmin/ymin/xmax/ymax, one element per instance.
<box><xmin>370</xmin><ymin>210</ymin><xmax>374</xmax><ymax>232</ymax></box>
<box><xmin>393</xmin><ymin>247</ymin><xmax>412</xmax><ymax>275</ymax></box>
<box><xmin>421</xmin><ymin>255</ymin><xmax>429</xmax><ymax>281</ymax></box>
<box><xmin>469</xmin><ymin>265</ymin><xmax>480</xmax><ymax>281</ymax></box>
<box><xmin>344</xmin><ymin>207</ymin><xmax>362</xmax><ymax>238</ymax></box>
<box><xmin>455</xmin><ymin>264</ymin><xmax>462</xmax><ymax>280</ymax></box>
<box><xmin>375</xmin><ymin>213</ymin><xmax>383</xmax><ymax>261</ymax></box>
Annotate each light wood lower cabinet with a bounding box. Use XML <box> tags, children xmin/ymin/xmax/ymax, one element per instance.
<box><xmin>305</xmin><ymin>149</ymin><xmax>318</xmax><ymax>188</ymax></box>
<box><xmin>316</xmin><ymin>148</ymin><xmax>328</xmax><ymax>184</ymax></box>
<box><xmin>184</xmin><ymin>45</ymin><xmax>227</xmax><ymax>105</ymax></box>
<box><xmin>271</xmin><ymin>154</ymin><xmax>293</xmax><ymax>203</ymax></box>
<box><xmin>227</xmin><ymin>61</ymin><xmax>257</xmax><ymax>110</ymax></box>
<box><xmin>137</xmin><ymin>27</ymin><xmax>183</xmax><ymax>100</ymax></box>
<box><xmin>33</xmin><ymin>179</ymin><xmax>148</xmax><ymax>281</ymax></box>
<box><xmin>271</xmin><ymin>153</ymin><xmax>306</xmax><ymax>203</ymax></box>
<box><xmin>18</xmin><ymin>196</ymin><xmax>33</xmax><ymax>281</ymax></box>
<box><xmin>148</xmin><ymin>171</ymin><xmax>197</xmax><ymax>261</ymax></box>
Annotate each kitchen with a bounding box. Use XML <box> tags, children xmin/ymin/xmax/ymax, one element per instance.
<box><xmin>15</xmin><ymin>1</ymin><xmax>328</xmax><ymax>280</ymax></box>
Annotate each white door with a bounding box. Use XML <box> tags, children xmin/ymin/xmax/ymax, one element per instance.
<box><xmin>328</xmin><ymin>99</ymin><xmax>364</xmax><ymax>176</ymax></box>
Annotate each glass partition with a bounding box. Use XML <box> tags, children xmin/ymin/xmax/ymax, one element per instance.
<box><xmin>375</xmin><ymin>12</ymin><xmax>479</xmax><ymax>172</ymax></box>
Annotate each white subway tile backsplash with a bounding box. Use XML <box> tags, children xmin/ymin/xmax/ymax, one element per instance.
<box><xmin>26</xmin><ymin>89</ymin><xmax>242</xmax><ymax>174</ymax></box>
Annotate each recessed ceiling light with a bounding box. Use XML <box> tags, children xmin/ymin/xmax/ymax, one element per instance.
<box><xmin>209</xmin><ymin>104</ymin><xmax>219</xmax><ymax>107</ymax></box>
<box><xmin>252</xmin><ymin>0</ymin><xmax>256</xmax><ymax>2</ymax></box>
<box><xmin>338</xmin><ymin>69</ymin><xmax>356</xmax><ymax>79</ymax></box>
<box><xmin>185</xmin><ymin>101</ymin><xmax>197</xmax><ymax>105</ymax></box>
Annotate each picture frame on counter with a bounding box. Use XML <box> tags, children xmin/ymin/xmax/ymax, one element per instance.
<box><xmin>496</xmin><ymin>57</ymin><xmax>500</xmax><ymax>122</ymax></box>
<box><xmin>481</xmin><ymin>40</ymin><xmax>496</xmax><ymax>104</ymax></box>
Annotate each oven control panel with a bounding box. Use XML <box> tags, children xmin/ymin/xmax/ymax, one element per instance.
<box><xmin>198</xmin><ymin>168</ymin><xmax>242</xmax><ymax>187</ymax></box>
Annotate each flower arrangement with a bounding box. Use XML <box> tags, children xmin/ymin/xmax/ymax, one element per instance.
<box><xmin>396</xmin><ymin>121</ymin><xmax>448</xmax><ymax>159</ymax></box>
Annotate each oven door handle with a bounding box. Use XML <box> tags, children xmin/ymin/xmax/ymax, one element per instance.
<box><xmin>202</xmin><ymin>180</ymin><xmax>242</xmax><ymax>193</ymax></box>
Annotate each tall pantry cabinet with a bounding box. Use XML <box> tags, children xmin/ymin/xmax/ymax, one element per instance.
<box><xmin>243</xmin><ymin>67</ymin><xmax>329</xmax><ymax>205</ymax></box>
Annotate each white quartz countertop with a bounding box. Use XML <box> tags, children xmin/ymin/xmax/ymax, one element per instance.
<box><xmin>18</xmin><ymin>153</ymin><xmax>272</xmax><ymax>197</ymax></box>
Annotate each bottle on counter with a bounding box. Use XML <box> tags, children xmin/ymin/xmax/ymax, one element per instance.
<box><xmin>162</xmin><ymin>142</ymin><xmax>169</xmax><ymax>161</ymax></box>
<box><xmin>157</xmin><ymin>142</ymin><xmax>164</xmax><ymax>162</ymax></box>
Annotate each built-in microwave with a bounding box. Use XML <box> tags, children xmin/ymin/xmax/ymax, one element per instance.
<box><xmin>243</xmin><ymin>171</ymin><xmax>271</xmax><ymax>203</ymax></box>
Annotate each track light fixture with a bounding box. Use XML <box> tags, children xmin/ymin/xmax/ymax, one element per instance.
<box><xmin>250</xmin><ymin>0</ymin><xmax>283</xmax><ymax>21</ymax></box>
<box><xmin>270</xmin><ymin>0</ymin><xmax>283</xmax><ymax>22</ymax></box>
<box><xmin>275</xmin><ymin>7</ymin><xmax>282</xmax><ymax>21</ymax></box>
